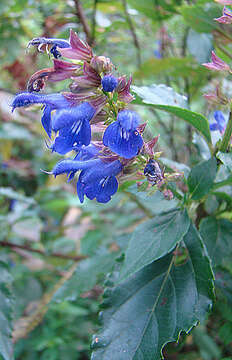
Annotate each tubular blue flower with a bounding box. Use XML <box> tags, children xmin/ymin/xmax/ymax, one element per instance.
<box><xmin>210</xmin><ymin>110</ymin><xmax>227</xmax><ymax>134</ymax></box>
<box><xmin>51</xmin><ymin>158</ymin><xmax>122</xmax><ymax>203</ymax></box>
<box><xmin>103</xmin><ymin>110</ymin><xmax>143</xmax><ymax>159</ymax></box>
<box><xmin>101</xmin><ymin>75</ymin><xmax>118</xmax><ymax>92</ymax></box>
<box><xmin>27</xmin><ymin>37</ymin><xmax>71</xmax><ymax>58</ymax></box>
<box><xmin>11</xmin><ymin>92</ymin><xmax>70</xmax><ymax>138</ymax></box>
<box><xmin>50</xmin><ymin>102</ymin><xmax>95</xmax><ymax>154</ymax></box>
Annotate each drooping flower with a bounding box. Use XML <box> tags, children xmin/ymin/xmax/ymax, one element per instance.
<box><xmin>202</xmin><ymin>51</ymin><xmax>231</xmax><ymax>72</ymax></box>
<box><xmin>27</xmin><ymin>59</ymin><xmax>81</xmax><ymax>92</ymax></box>
<box><xmin>103</xmin><ymin>110</ymin><xmax>143</xmax><ymax>159</ymax></box>
<box><xmin>27</xmin><ymin>37</ymin><xmax>71</xmax><ymax>58</ymax></box>
<box><xmin>11</xmin><ymin>92</ymin><xmax>70</xmax><ymax>138</ymax></box>
<box><xmin>101</xmin><ymin>75</ymin><xmax>118</xmax><ymax>92</ymax></box>
<box><xmin>51</xmin><ymin>158</ymin><xmax>123</xmax><ymax>203</ymax></box>
<box><xmin>50</xmin><ymin>102</ymin><xmax>95</xmax><ymax>154</ymax></box>
<box><xmin>210</xmin><ymin>110</ymin><xmax>227</xmax><ymax>134</ymax></box>
<box><xmin>215</xmin><ymin>6</ymin><xmax>232</xmax><ymax>23</ymax></box>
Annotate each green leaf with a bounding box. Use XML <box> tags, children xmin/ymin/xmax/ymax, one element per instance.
<box><xmin>52</xmin><ymin>252</ymin><xmax>118</xmax><ymax>302</ymax></box>
<box><xmin>180</xmin><ymin>3</ymin><xmax>221</xmax><ymax>33</ymax></box>
<box><xmin>132</xmin><ymin>84</ymin><xmax>212</xmax><ymax>145</ymax></box>
<box><xmin>217</xmin><ymin>152</ymin><xmax>232</xmax><ymax>171</ymax></box>
<box><xmin>91</xmin><ymin>224</ymin><xmax>214</xmax><ymax>360</ymax></box>
<box><xmin>133</xmin><ymin>58</ymin><xmax>211</xmax><ymax>93</ymax></box>
<box><xmin>187</xmin><ymin>30</ymin><xmax>213</xmax><ymax>64</ymax></box>
<box><xmin>119</xmin><ymin>209</ymin><xmax>190</xmax><ymax>281</ymax></box>
<box><xmin>187</xmin><ymin>157</ymin><xmax>217</xmax><ymax>200</ymax></box>
<box><xmin>200</xmin><ymin>217</ymin><xmax>232</xmax><ymax>267</ymax></box>
<box><xmin>0</xmin><ymin>261</ymin><xmax>14</xmax><ymax>360</ymax></box>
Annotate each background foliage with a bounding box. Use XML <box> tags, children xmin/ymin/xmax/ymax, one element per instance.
<box><xmin>0</xmin><ymin>0</ymin><xmax>232</xmax><ymax>359</ymax></box>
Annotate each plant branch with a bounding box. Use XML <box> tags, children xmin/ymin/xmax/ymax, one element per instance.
<box><xmin>13</xmin><ymin>262</ymin><xmax>78</xmax><ymax>343</ymax></box>
<box><xmin>121</xmin><ymin>0</ymin><xmax>142</xmax><ymax>68</ymax></box>
<box><xmin>0</xmin><ymin>241</ymin><xmax>87</xmax><ymax>262</ymax></box>
<box><xmin>91</xmin><ymin>0</ymin><xmax>98</xmax><ymax>45</ymax></box>
<box><xmin>73</xmin><ymin>0</ymin><xmax>92</xmax><ymax>45</ymax></box>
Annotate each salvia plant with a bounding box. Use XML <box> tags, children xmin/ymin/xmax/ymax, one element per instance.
<box><xmin>4</xmin><ymin>1</ymin><xmax>232</xmax><ymax>358</ymax></box>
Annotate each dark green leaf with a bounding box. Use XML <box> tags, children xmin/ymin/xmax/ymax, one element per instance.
<box><xmin>91</xmin><ymin>224</ymin><xmax>214</xmax><ymax>360</ymax></box>
<box><xmin>52</xmin><ymin>252</ymin><xmax>118</xmax><ymax>302</ymax></box>
<box><xmin>0</xmin><ymin>261</ymin><xmax>14</xmax><ymax>360</ymax></box>
<box><xmin>119</xmin><ymin>209</ymin><xmax>190</xmax><ymax>281</ymax></box>
<box><xmin>132</xmin><ymin>85</ymin><xmax>212</xmax><ymax>145</ymax></box>
<box><xmin>187</xmin><ymin>157</ymin><xmax>217</xmax><ymax>200</ymax></box>
<box><xmin>200</xmin><ymin>217</ymin><xmax>232</xmax><ymax>267</ymax></box>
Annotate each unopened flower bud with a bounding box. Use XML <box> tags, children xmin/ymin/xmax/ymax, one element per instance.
<box><xmin>102</xmin><ymin>75</ymin><xmax>118</xmax><ymax>92</ymax></box>
<box><xmin>203</xmin><ymin>51</ymin><xmax>231</xmax><ymax>72</ymax></box>
<box><xmin>90</xmin><ymin>56</ymin><xmax>113</xmax><ymax>74</ymax></box>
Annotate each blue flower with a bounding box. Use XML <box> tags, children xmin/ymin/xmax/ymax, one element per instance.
<box><xmin>51</xmin><ymin>158</ymin><xmax>122</xmax><ymax>203</ymax></box>
<box><xmin>27</xmin><ymin>37</ymin><xmax>71</xmax><ymax>58</ymax></box>
<box><xmin>210</xmin><ymin>110</ymin><xmax>226</xmax><ymax>134</ymax></box>
<box><xmin>50</xmin><ymin>103</ymin><xmax>95</xmax><ymax>154</ymax></box>
<box><xmin>103</xmin><ymin>110</ymin><xmax>143</xmax><ymax>159</ymax></box>
<box><xmin>101</xmin><ymin>75</ymin><xmax>118</xmax><ymax>92</ymax></box>
<box><xmin>11</xmin><ymin>92</ymin><xmax>70</xmax><ymax>138</ymax></box>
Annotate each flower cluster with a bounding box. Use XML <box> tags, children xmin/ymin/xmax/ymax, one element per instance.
<box><xmin>12</xmin><ymin>30</ymin><xmax>160</xmax><ymax>203</ymax></box>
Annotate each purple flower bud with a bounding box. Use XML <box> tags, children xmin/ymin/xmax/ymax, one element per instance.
<box><xmin>215</xmin><ymin>6</ymin><xmax>232</xmax><ymax>23</ymax></box>
<box><xmin>202</xmin><ymin>51</ymin><xmax>231</xmax><ymax>72</ymax></box>
<box><xmin>101</xmin><ymin>75</ymin><xmax>118</xmax><ymax>92</ymax></box>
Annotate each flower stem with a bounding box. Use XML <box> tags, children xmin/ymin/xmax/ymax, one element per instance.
<box><xmin>220</xmin><ymin>110</ymin><xmax>232</xmax><ymax>153</ymax></box>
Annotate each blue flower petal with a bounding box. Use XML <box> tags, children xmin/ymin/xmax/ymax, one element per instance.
<box><xmin>12</xmin><ymin>92</ymin><xmax>69</xmax><ymax>112</ymax></box>
<box><xmin>52</xmin><ymin>158</ymin><xmax>99</xmax><ymax>177</ymax></box>
<box><xmin>117</xmin><ymin>110</ymin><xmax>140</xmax><ymax>132</ymax></box>
<box><xmin>103</xmin><ymin>122</ymin><xmax>143</xmax><ymax>159</ymax></box>
<box><xmin>209</xmin><ymin>123</ymin><xmax>219</xmax><ymax>131</ymax></box>
<box><xmin>52</xmin><ymin>103</ymin><xmax>95</xmax><ymax>132</ymax></box>
<box><xmin>41</xmin><ymin>105</ymin><xmax>52</xmax><ymax>138</ymax></box>
<box><xmin>96</xmin><ymin>176</ymin><xmax>118</xmax><ymax>203</ymax></box>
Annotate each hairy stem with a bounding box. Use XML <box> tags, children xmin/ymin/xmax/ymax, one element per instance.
<box><xmin>73</xmin><ymin>0</ymin><xmax>92</xmax><ymax>45</ymax></box>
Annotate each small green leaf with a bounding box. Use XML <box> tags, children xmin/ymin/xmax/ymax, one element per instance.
<box><xmin>0</xmin><ymin>261</ymin><xmax>14</xmax><ymax>360</ymax></box>
<box><xmin>187</xmin><ymin>157</ymin><xmax>217</xmax><ymax>200</ymax></box>
<box><xmin>119</xmin><ymin>209</ymin><xmax>190</xmax><ymax>281</ymax></box>
<box><xmin>200</xmin><ymin>217</ymin><xmax>232</xmax><ymax>267</ymax></box>
<box><xmin>132</xmin><ymin>84</ymin><xmax>212</xmax><ymax>145</ymax></box>
<box><xmin>91</xmin><ymin>224</ymin><xmax>214</xmax><ymax>360</ymax></box>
